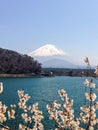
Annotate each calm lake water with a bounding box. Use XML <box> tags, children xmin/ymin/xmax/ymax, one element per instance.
<box><xmin>0</xmin><ymin>76</ymin><xmax>97</xmax><ymax>129</ymax></box>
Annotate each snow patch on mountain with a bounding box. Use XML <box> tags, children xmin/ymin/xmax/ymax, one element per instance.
<box><xmin>28</xmin><ymin>44</ymin><xmax>66</xmax><ymax>57</ymax></box>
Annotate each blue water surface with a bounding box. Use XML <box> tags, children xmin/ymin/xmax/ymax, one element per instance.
<box><xmin>0</xmin><ymin>76</ymin><xmax>97</xmax><ymax>129</ymax></box>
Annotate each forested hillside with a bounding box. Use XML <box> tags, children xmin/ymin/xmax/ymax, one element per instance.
<box><xmin>0</xmin><ymin>48</ymin><xmax>42</xmax><ymax>74</ymax></box>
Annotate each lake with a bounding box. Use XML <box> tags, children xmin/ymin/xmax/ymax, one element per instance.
<box><xmin>0</xmin><ymin>76</ymin><xmax>97</xmax><ymax>129</ymax></box>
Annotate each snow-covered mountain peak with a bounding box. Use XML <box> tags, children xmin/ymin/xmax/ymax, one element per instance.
<box><xmin>28</xmin><ymin>44</ymin><xmax>66</xmax><ymax>57</ymax></box>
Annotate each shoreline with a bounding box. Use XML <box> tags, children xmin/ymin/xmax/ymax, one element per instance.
<box><xmin>0</xmin><ymin>68</ymin><xmax>95</xmax><ymax>78</ymax></box>
<box><xmin>0</xmin><ymin>74</ymin><xmax>42</xmax><ymax>78</ymax></box>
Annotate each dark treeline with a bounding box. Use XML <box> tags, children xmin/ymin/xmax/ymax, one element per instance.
<box><xmin>0</xmin><ymin>48</ymin><xmax>42</xmax><ymax>74</ymax></box>
<box><xmin>43</xmin><ymin>68</ymin><xmax>95</xmax><ymax>77</ymax></box>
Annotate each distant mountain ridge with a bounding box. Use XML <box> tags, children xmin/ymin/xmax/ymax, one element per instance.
<box><xmin>42</xmin><ymin>58</ymin><xmax>77</xmax><ymax>68</ymax></box>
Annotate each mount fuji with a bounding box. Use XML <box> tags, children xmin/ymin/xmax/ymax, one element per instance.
<box><xmin>28</xmin><ymin>44</ymin><xmax>66</xmax><ymax>57</ymax></box>
<box><xmin>28</xmin><ymin>44</ymin><xmax>77</xmax><ymax>68</ymax></box>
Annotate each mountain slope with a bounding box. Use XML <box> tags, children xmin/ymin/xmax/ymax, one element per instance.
<box><xmin>42</xmin><ymin>58</ymin><xmax>77</xmax><ymax>68</ymax></box>
<box><xmin>28</xmin><ymin>44</ymin><xmax>66</xmax><ymax>57</ymax></box>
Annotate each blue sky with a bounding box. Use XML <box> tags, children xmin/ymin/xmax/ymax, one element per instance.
<box><xmin>0</xmin><ymin>0</ymin><xmax>98</xmax><ymax>65</ymax></box>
